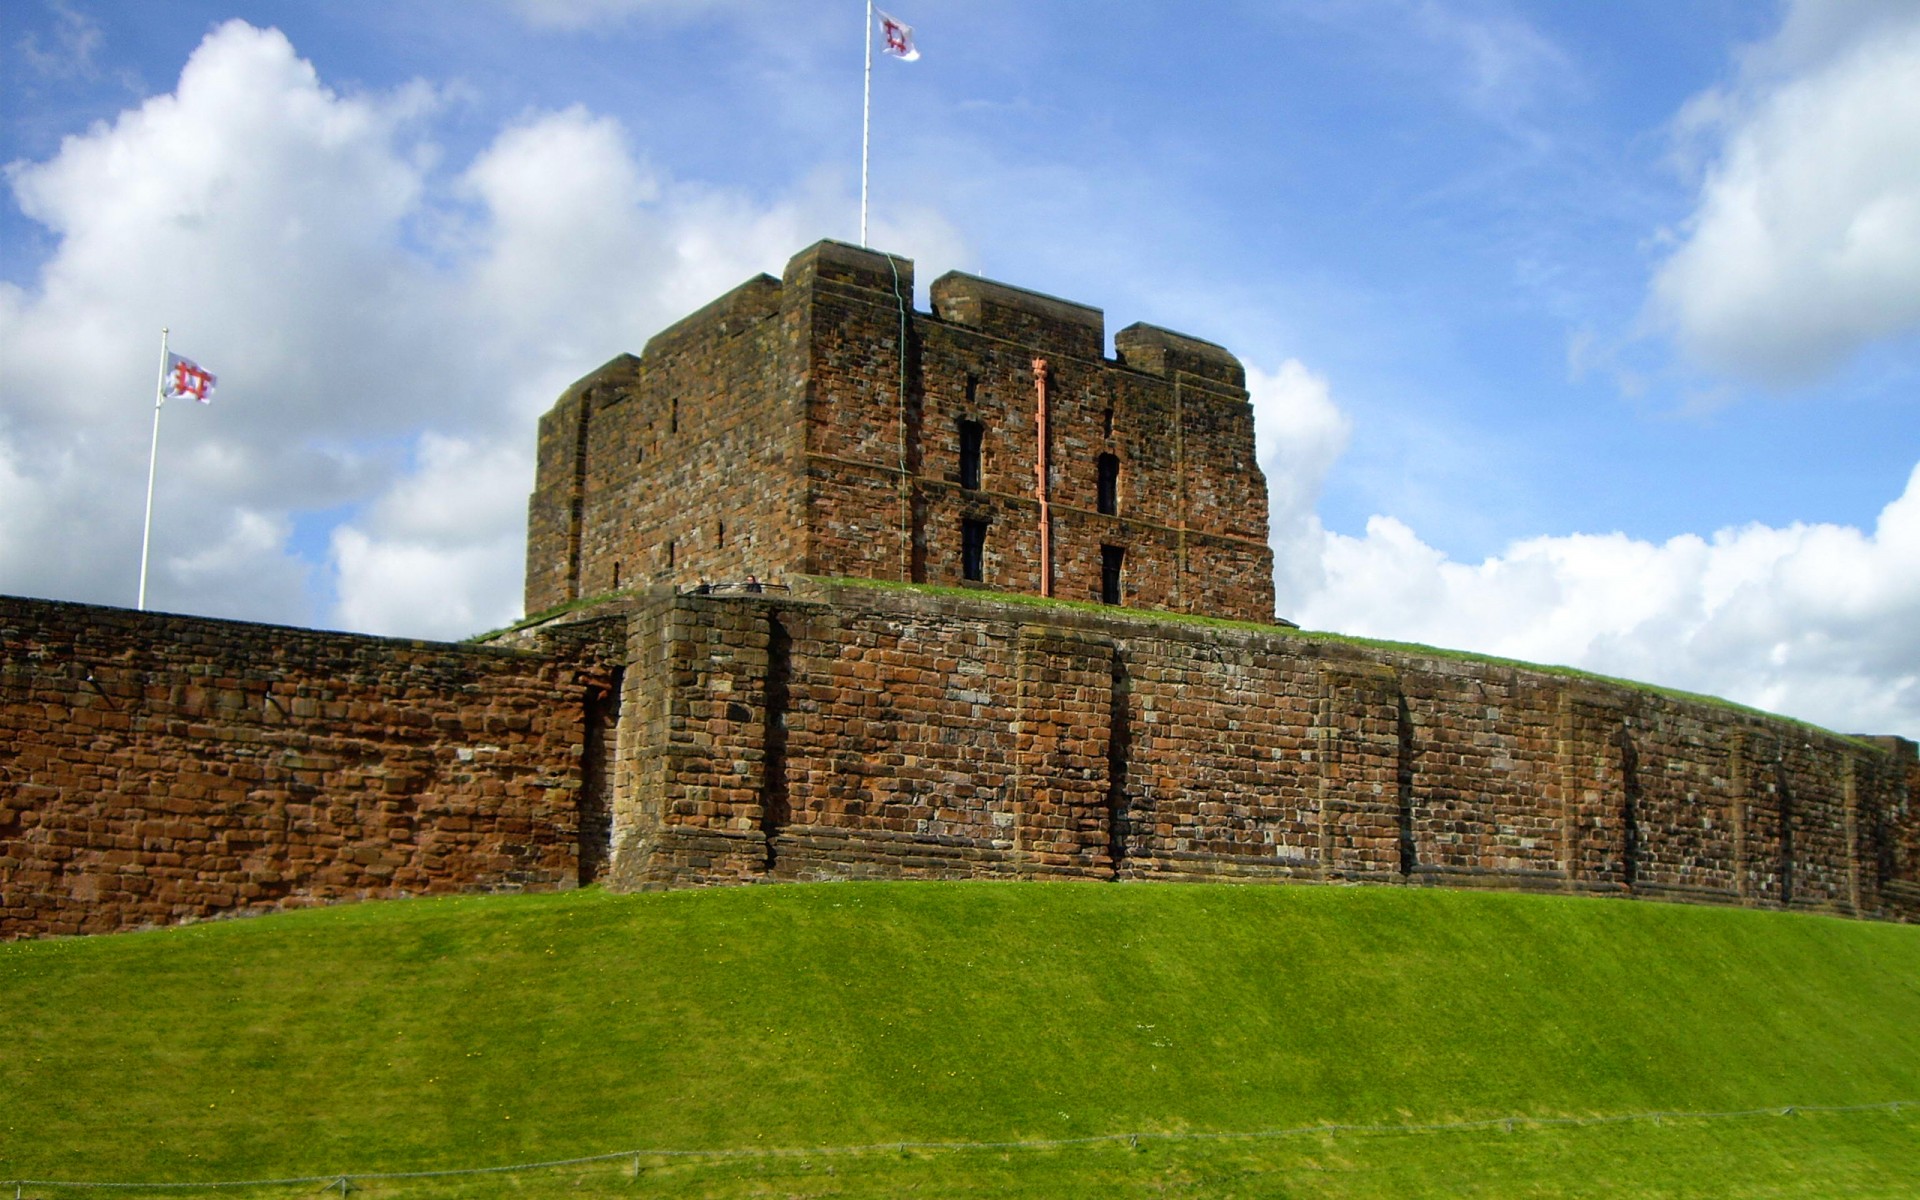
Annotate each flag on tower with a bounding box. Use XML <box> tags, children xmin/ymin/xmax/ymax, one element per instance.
<box><xmin>162</xmin><ymin>352</ymin><xmax>216</xmax><ymax>404</ymax></box>
<box><xmin>877</xmin><ymin>9</ymin><xmax>919</xmax><ymax>61</ymax></box>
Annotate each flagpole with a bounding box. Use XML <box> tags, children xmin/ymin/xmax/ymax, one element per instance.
<box><xmin>138</xmin><ymin>328</ymin><xmax>169</xmax><ymax>611</ymax></box>
<box><xmin>860</xmin><ymin>0</ymin><xmax>873</xmax><ymax>247</ymax></box>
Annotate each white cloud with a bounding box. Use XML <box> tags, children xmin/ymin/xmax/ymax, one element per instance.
<box><xmin>1650</xmin><ymin>2</ymin><xmax>1920</xmax><ymax>384</ymax></box>
<box><xmin>1249</xmin><ymin>362</ymin><xmax>1920</xmax><ymax>738</ymax></box>
<box><xmin>330</xmin><ymin>526</ymin><xmax>524</xmax><ymax>639</ymax></box>
<box><xmin>324</xmin><ymin>435</ymin><xmax>529</xmax><ymax>638</ymax></box>
<box><xmin>1248</xmin><ymin>359</ymin><xmax>1350</xmax><ymax>609</ymax></box>
<box><xmin>0</xmin><ymin>20</ymin><xmax>965</xmax><ymax>639</ymax></box>
<box><xmin>18</xmin><ymin>0</ymin><xmax>104</xmax><ymax>82</ymax></box>
<box><xmin>1289</xmin><ymin>471</ymin><xmax>1920</xmax><ymax>739</ymax></box>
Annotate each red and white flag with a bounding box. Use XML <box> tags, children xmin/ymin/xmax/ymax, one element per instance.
<box><xmin>163</xmin><ymin>352</ymin><xmax>216</xmax><ymax>404</ymax></box>
<box><xmin>877</xmin><ymin>9</ymin><xmax>919</xmax><ymax>61</ymax></box>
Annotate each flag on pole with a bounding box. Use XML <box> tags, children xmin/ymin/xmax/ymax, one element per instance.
<box><xmin>162</xmin><ymin>352</ymin><xmax>216</xmax><ymax>404</ymax></box>
<box><xmin>877</xmin><ymin>9</ymin><xmax>919</xmax><ymax>61</ymax></box>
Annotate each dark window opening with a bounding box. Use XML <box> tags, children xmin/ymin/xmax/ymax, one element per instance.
<box><xmin>717</xmin><ymin>520</ymin><xmax>726</xmax><ymax>549</ymax></box>
<box><xmin>578</xmin><ymin>666</ymin><xmax>623</xmax><ymax>885</ymax></box>
<box><xmin>635</xmin><ymin>446</ymin><xmax>644</xmax><ymax>464</ymax></box>
<box><xmin>612</xmin><ymin>562</ymin><xmax>621</xmax><ymax>589</ymax></box>
<box><xmin>965</xmin><ymin>373</ymin><xmax>978</xmax><ymax>405</ymax></box>
<box><xmin>670</xmin><ymin>396</ymin><xmax>679</xmax><ymax>434</ymax></box>
<box><xmin>1101</xmin><ymin>544</ymin><xmax>1124</xmax><ymax>605</ymax></box>
<box><xmin>959</xmin><ymin>419</ymin><xmax>984</xmax><ymax>491</ymax></box>
<box><xmin>962</xmin><ymin>518</ymin><xmax>987</xmax><ymax>582</ymax></box>
<box><xmin>1103</xmin><ymin>404</ymin><xmax>1115</xmax><ymax>437</ymax></box>
<box><xmin>1097</xmin><ymin>452</ymin><xmax>1120</xmax><ymax>515</ymax></box>
<box><xmin>667</xmin><ymin>539</ymin><xmax>676</xmax><ymax>569</ymax></box>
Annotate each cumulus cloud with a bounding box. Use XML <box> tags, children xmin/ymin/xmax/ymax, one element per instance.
<box><xmin>1650</xmin><ymin>1</ymin><xmax>1920</xmax><ymax>384</ymax></box>
<box><xmin>1240</xmin><ymin>359</ymin><xmax>1920</xmax><ymax>738</ymax></box>
<box><xmin>1248</xmin><ymin>359</ymin><xmax>1350</xmax><ymax>609</ymax></box>
<box><xmin>0</xmin><ymin>20</ymin><xmax>964</xmax><ymax>639</ymax></box>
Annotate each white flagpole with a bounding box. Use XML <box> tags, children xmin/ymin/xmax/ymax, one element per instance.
<box><xmin>138</xmin><ymin>328</ymin><xmax>169</xmax><ymax>611</ymax></box>
<box><xmin>860</xmin><ymin>0</ymin><xmax>873</xmax><ymax>247</ymax></box>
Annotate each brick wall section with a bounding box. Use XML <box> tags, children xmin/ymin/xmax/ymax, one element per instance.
<box><xmin>610</xmin><ymin>582</ymin><xmax>1920</xmax><ymax>920</ymax></box>
<box><xmin>0</xmin><ymin>596</ymin><xmax>598</xmax><ymax>939</ymax></box>
<box><xmin>525</xmin><ymin>240</ymin><xmax>1276</xmax><ymax>624</ymax></box>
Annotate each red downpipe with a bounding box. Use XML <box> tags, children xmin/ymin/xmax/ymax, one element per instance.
<box><xmin>1033</xmin><ymin>357</ymin><xmax>1052</xmax><ymax>597</ymax></box>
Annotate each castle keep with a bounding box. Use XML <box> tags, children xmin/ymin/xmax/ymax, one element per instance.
<box><xmin>526</xmin><ymin>241</ymin><xmax>1274</xmax><ymax>622</ymax></box>
<box><xmin>3</xmin><ymin>241</ymin><xmax>1918</xmax><ymax>938</ymax></box>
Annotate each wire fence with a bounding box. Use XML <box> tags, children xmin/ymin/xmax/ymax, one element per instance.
<box><xmin>6</xmin><ymin>1099</ymin><xmax>1913</xmax><ymax>1195</ymax></box>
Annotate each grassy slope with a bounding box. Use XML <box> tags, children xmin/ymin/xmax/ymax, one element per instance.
<box><xmin>3</xmin><ymin>882</ymin><xmax>1919</xmax><ymax>1196</ymax></box>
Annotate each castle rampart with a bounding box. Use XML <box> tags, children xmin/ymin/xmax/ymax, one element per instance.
<box><xmin>0</xmin><ymin>596</ymin><xmax>622</xmax><ymax>938</ymax></box>
<box><xmin>605</xmin><ymin>580</ymin><xmax>1920</xmax><ymax>919</ymax></box>
<box><xmin>7</xmin><ymin>243</ymin><xmax>1919</xmax><ymax>939</ymax></box>
<box><xmin>4</xmin><ymin>583</ymin><xmax>1917</xmax><ymax>938</ymax></box>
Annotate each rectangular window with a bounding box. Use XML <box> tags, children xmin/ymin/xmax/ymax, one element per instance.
<box><xmin>962</xmin><ymin>518</ymin><xmax>988</xmax><ymax>582</ymax></box>
<box><xmin>1097</xmin><ymin>453</ymin><xmax>1120</xmax><ymax>516</ymax></box>
<box><xmin>959</xmin><ymin>419</ymin><xmax>984</xmax><ymax>491</ymax></box>
<box><xmin>1101</xmin><ymin>544</ymin><xmax>1124</xmax><ymax>605</ymax></box>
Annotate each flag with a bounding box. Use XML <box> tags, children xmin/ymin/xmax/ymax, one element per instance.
<box><xmin>163</xmin><ymin>352</ymin><xmax>216</xmax><ymax>404</ymax></box>
<box><xmin>877</xmin><ymin>9</ymin><xmax>919</xmax><ymax>61</ymax></box>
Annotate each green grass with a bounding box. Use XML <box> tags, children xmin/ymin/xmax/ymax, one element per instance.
<box><xmin>8</xmin><ymin>883</ymin><xmax>1914</xmax><ymax>1197</ymax></box>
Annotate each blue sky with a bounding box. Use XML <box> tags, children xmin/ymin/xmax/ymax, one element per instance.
<box><xmin>3</xmin><ymin>0</ymin><xmax>1919</xmax><ymax>736</ymax></box>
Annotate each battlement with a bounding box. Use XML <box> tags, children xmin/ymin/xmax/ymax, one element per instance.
<box><xmin>780</xmin><ymin>239</ymin><xmax>914</xmax><ymax>303</ymax></box>
<box><xmin>642</xmin><ymin>273</ymin><xmax>784</xmax><ymax>358</ymax></box>
<box><xmin>1114</xmin><ymin>322</ymin><xmax>1246</xmax><ymax>389</ymax></box>
<box><xmin>929</xmin><ymin>271</ymin><xmax>1105</xmax><ymax>361</ymax></box>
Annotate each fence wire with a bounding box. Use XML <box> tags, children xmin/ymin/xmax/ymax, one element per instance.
<box><xmin>5</xmin><ymin>1099</ymin><xmax>1911</xmax><ymax>1193</ymax></box>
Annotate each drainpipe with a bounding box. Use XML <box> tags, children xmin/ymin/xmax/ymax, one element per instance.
<box><xmin>1033</xmin><ymin>357</ymin><xmax>1052</xmax><ymax>597</ymax></box>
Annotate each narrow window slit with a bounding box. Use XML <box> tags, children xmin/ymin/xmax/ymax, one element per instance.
<box><xmin>1101</xmin><ymin>544</ymin><xmax>1124</xmax><ymax>605</ymax></box>
<box><xmin>959</xmin><ymin>419</ymin><xmax>984</xmax><ymax>491</ymax></box>
<box><xmin>962</xmin><ymin>518</ymin><xmax>987</xmax><ymax>582</ymax></box>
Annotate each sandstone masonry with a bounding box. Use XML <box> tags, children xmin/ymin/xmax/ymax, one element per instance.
<box><xmin>0</xmin><ymin>598</ymin><xmax>623</xmax><ymax>938</ymax></box>
<box><xmin>526</xmin><ymin>241</ymin><xmax>1275</xmax><ymax>624</ymax></box>
<box><xmin>4</xmin><ymin>241</ymin><xmax>1918</xmax><ymax>938</ymax></box>
<box><xmin>597</xmin><ymin>580</ymin><xmax>1920</xmax><ymax>919</ymax></box>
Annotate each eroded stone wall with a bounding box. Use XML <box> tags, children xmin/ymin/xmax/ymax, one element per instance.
<box><xmin>0</xmin><ymin>597</ymin><xmax>608</xmax><ymax>939</ymax></box>
<box><xmin>525</xmin><ymin>240</ymin><xmax>1276</xmax><ymax>624</ymax></box>
<box><xmin>610</xmin><ymin>582</ymin><xmax>1920</xmax><ymax>920</ymax></box>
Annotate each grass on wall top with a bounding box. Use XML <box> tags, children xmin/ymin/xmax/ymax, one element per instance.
<box><xmin>477</xmin><ymin>576</ymin><xmax>1874</xmax><ymax>744</ymax></box>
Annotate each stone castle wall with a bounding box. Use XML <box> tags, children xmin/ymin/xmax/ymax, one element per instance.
<box><xmin>9</xmin><ymin>235</ymin><xmax>1920</xmax><ymax>938</ymax></box>
<box><xmin>526</xmin><ymin>242</ymin><xmax>1276</xmax><ymax>625</ymax></box>
<box><xmin>611</xmin><ymin>582</ymin><xmax>1920</xmax><ymax>920</ymax></box>
<box><xmin>0</xmin><ymin>597</ymin><xmax>621</xmax><ymax>939</ymax></box>
<box><xmin>5</xmin><ymin>584</ymin><xmax>1917</xmax><ymax>939</ymax></box>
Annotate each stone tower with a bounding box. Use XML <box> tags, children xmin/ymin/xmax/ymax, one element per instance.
<box><xmin>526</xmin><ymin>240</ymin><xmax>1274</xmax><ymax>623</ymax></box>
